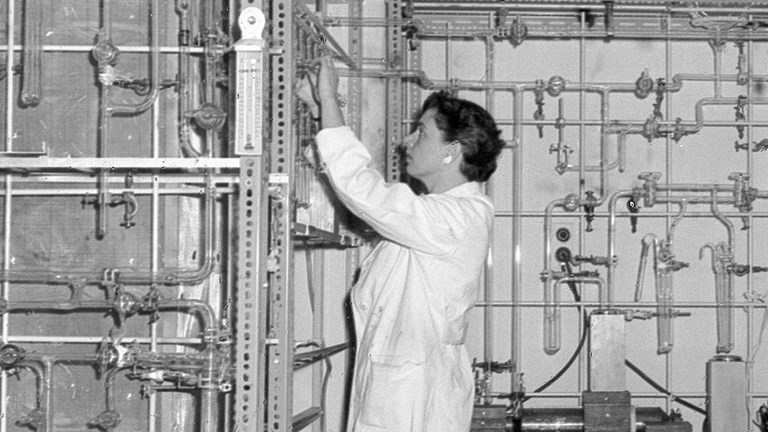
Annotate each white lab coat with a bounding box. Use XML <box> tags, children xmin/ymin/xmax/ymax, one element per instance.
<box><xmin>316</xmin><ymin>126</ymin><xmax>494</xmax><ymax>432</ymax></box>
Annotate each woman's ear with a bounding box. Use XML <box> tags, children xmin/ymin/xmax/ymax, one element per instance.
<box><xmin>443</xmin><ymin>140</ymin><xmax>462</xmax><ymax>164</ymax></box>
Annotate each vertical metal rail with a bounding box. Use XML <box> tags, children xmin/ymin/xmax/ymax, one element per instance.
<box><xmin>231</xmin><ymin>2</ymin><xmax>271</xmax><ymax>432</ymax></box>
<box><xmin>1</xmin><ymin>0</ymin><xmax>15</xmax><ymax>430</ymax></box>
<box><xmin>386</xmin><ymin>0</ymin><xmax>404</xmax><ymax>183</ymax></box>
<box><xmin>236</xmin><ymin>157</ymin><xmax>267</xmax><ymax>432</ymax></box>
<box><xmin>266</xmin><ymin>0</ymin><xmax>295</xmax><ymax>428</ymax></box>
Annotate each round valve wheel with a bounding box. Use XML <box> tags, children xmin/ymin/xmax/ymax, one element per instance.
<box><xmin>0</xmin><ymin>344</ymin><xmax>25</xmax><ymax>368</ymax></box>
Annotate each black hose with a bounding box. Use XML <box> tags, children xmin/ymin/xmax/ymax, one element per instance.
<box><xmin>624</xmin><ymin>359</ymin><xmax>707</xmax><ymax>416</ymax></box>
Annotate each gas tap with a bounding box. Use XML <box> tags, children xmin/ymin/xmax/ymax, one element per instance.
<box><xmin>583</xmin><ymin>191</ymin><xmax>597</xmax><ymax>232</ymax></box>
<box><xmin>627</xmin><ymin>197</ymin><xmax>640</xmax><ymax>233</ymax></box>
<box><xmin>734</xmin><ymin>95</ymin><xmax>746</xmax><ymax>139</ymax></box>
<box><xmin>533</xmin><ymin>79</ymin><xmax>546</xmax><ymax>138</ymax></box>
<box><xmin>736</xmin><ymin>41</ymin><xmax>748</xmax><ymax>86</ymax></box>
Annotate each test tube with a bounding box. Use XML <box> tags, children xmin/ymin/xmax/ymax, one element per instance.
<box><xmin>21</xmin><ymin>0</ymin><xmax>43</xmax><ymax>106</ymax></box>
<box><xmin>714</xmin><ymin>243</ymin><xmax>735</xmax><ymax>354</ymax></box>
<box><xmin>543</xmin><ymin>277</ymin><xmax>561</xmax><ymax>355</ymax></box>
<box><xmin>654</xmin><ymin>242</ymin><xmax>674</xmax><ymax>354</ymax></box>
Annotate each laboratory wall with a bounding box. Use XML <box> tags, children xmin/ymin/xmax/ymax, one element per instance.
<box><xmin>0</xmin><ymin>1</ymin><xmax>767</xmax><ymax>432</ymax></box>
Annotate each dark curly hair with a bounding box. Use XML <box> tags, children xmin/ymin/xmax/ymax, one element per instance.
<box><xmin>420</xmin><ymin>91</ymin><xmax>505</xmax><ymax>182</ymax></box>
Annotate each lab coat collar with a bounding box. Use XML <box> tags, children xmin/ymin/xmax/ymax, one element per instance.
<box><xmin>443</xmin><ymin>181</ymin><xmax>484</xmax><ymax>197</ymax></box>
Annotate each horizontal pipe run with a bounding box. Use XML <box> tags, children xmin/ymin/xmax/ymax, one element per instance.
<box><xmin>0</xmin><ymin>44</ymin><xmax>208</xmax><ymax>54</ymax></box>
<box><xmin>7</xmin><ymin>335</ymin><xmax>203</xmax><ymax>345</ymax></box>
<box><xmin>2</xmin><ymin>299</ymin><xmax>216</xmax><ymax>333</ymax></box>
<box><xmin>0</xmin><ymin>187</ymin><xmax>214</xmax><ymax>196</ymax></box>
<box><xmin>5</xmin><ymin>175</ymin><xmax>238</xmax><ymax>185</ymax></box>
<box><xmin>481</xmin><ymin>390</ymin><xmax>768</xmax><ymax>399</ymax></box>
<box><xmin>0</xmin><ymin>158</ymin><xmax>239</xmax><ymax>170</ymax></box>
<box><xmin>496</xmin><ymin>210</ymin><xmax>768</xmax><ymax>218</ymax></box>
<box><xmin>0</xmin><ymin>184</ymin><xmax>216</xmax><ymax>286</ymax></box>
<box><xmin>476</xmin><ymin>300</ymin><xmax>768</xmax><ymax>308</ymax></box>
<box><xmin>413</xmin><ymin>5</ymin><xmax>768</xmax><ymax>14</ymax></box>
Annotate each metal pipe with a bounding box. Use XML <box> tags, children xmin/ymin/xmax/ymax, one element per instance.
<box><xmin>607</xmin><ymin>190</ymin><xmax>635</xmax><ymax>305</ymax></box>
<box><xmin>8</xmin><ymin>335</ymin><xmax>202</xmax><ymax>345</ymax></box>
<box><xmin>474</xmin><ymin>406</ymin><xmax>696</xmax><ymax>431</ymax></box>
<box><xmin>95</xmin><ymin>0</ymin><xmax>161</xmax><ymax>239</ymax></box>
<box><xmin>175</xmin><ymin>0</ymin><xmax>203</xmax><ymax>158</ymax></box>
<box><xmin>42</xmin><ymin>359</ymin><xmax>53</xmax><ymax>431</ymax></box>
<box><xmin>511</xmin><ymin>85</ymin><xmax>523</xmax><ymax>392</ymax></box>
<box><xmin>543</xmin><ymin>275</ymin><xmax>605</xmax><ymax>355</ymax></box>
<box><xmin>0</xmin><ymin>181</ymin><xmax>216</xmax><ymax>286</ymax></box>
<box><xmin>1</xmin><ymin>299</ymin><xmax>217</xmax><ymax>335</ymax></box>
<box><xmin>476</xmin><ymin>300</ymin><xmax>768</xmax><ymax>309</ymax></box>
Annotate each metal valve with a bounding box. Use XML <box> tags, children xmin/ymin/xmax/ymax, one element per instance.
<box><xmin>583</xmin><ymin>191</ymin><xmax>597</xmax><ymax>232</ymax></box>
<box><xmin>734</xmin><ymin>95</ymin><xmax>747</xmax><ymax>139</ymax></box>
<box><xmin>91</xmin><ymin>29</ymin><xmax>120</xmax><ymax>67</ymax></box>
<box><xmin>0</xmin><ymin>344</ymin><xmax>25</xmax><ymax>369</ymax></box>
<box><xmin>188</xmin><ymin>102</ymin><xmax>227</xmax><ymax>130</ymax></box>
<box><xmin>627</xmin><ymin>197</ymin><xmax>640</xmax><ymax>233</ymax></box>
<box><xmin>638</xmin><ymin>171</ymin><xmax>662</xmax><ymax>207</ymax></box>
<box><xmin>635</xmin><ymin>69</ymin><xmax>654</xmax><ymax>99</ymax></box>
<box><xmin>736</xmin><ymin>41</ymin><xmax>748</xmax><ymax>86</ymax></box>
<box><xmin>533</xmin><ymin>79</ymin><xmax>546</xmax><ymax>138</ymax></box>
<box><xmin>547</xmin><ymin>75</ymin><xmax>566</xmax><ymax>97</ymax></box>
<box><xmin>509</xmin><ymin>16</ymin><xmax>528</xmax><ymax>46</ymax></box>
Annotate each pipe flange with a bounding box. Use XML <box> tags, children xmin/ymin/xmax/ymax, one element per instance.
<box><xmin>547</xmin><ymin>75</ymin><xmax>566</xmax><ymax>97</ymax></box>
<box><xmin>189</xmin><ymin>103</ymin><xmax>227</xmax><ymax>130</ymax></box>
<box><xmin>115</xmin><ymin>291</ymin><xmax>141</xmax><ymax>316</ymax></box>
<box><xmin>562</xmin><ymin>193</ymin><xmax>580</xmax><ymax>212</ymax></box>
<box><xmin>0</xmin><ymin>344</ymin><xmax>25</xmax><ymax>369</ymax></box>
<box><xmin>91</xmin><ymin>30</ymin><xmax>120</xmax><ymax>66</ymax></box>
<box><xmin>635</xmin><ymin>70</ymin><xmax>654</xmax><ymax>99</ymax></box>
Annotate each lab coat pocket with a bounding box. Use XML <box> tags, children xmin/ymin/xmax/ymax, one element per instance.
<box><xmin>358</xmin><ymin>354</ymin><xmax>424</xmax><ymax>430</ymax></box>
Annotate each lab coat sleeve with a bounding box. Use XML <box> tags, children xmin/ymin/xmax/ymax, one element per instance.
<box><xmin>315</xmin><ymin>126</ymin><xmax>482</xmax><ymax>254</ymax></box>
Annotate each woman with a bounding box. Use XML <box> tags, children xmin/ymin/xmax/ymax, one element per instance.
<box><xmin>307</xmin><ymin>57</ymin><xmax>505</xmax><ymax>431</ymax></box>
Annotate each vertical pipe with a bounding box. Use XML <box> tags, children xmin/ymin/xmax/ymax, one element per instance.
<box><xmin>712</xmin><ymin>37</ymin><xmax>723</xmax><ymax>98</ymax></box>
<box><xmin>1</xmin><ymin>3</ymin><xmax>14</xmax><ymax>430</ymax></box>
<box><xmin>745</xmin><ymin>25</ymin><xmax>755</xmax><ymax>424</ymax></box>
<box><xmin>147</xmin><ymin>2</ymin><xmax>160</xmax><ymax>431</ymax></box>
<box><xmin>43</xmin><ymin>360</ymin><xmax>53</xmax><ymax>431</ymax></box>
<box><xmin>149</xmin><ymin>27</ymin><xmax>160</xmax><ymax>432</ymax></box>
<box><xmin>310</xmin><ymin>249</ymin><xmax>325</xmax><ymax>432</ymax></box>
<box><xmin>577</xmin><ymin>10</ymin><xmax>587</xmax><ymax>395</ymax></box>
<box><xmin>445</xmin><ymin>22</ymin><xmax>451</xmax><ymax>84</ymax></box>
<box><xmin>663</xmin><ymin>10</ymin><xmax>673</xmax><ymax>411</ymax></box>
<box><xmin>1</xmin><ymin>175</ymin><xmax>9</xmax><ymax>432</ymax></box>
<box><xmin>483</xmin><ymin>18</ymin><xmax>495</xmax><ymax>387</ymax></box>
<box><xmin>606</xmin><ymin>190</ymin><xmax>634</xmax><ymax>305</ymax></box>
<box><xmin>4</xmin><ymin>0</ymin><xmax>15</xmax><ymax>151</ymax></box>
<box><xmin>511</xmin><ymin>84</ymin><xmax>522</xmax><ymax>391</ymax></box>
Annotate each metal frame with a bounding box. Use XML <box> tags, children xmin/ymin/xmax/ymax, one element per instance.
<box><xmin>405</xmin><ymin>3</ymin><xmax>768</xmax><ymax>428</ymax></box>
